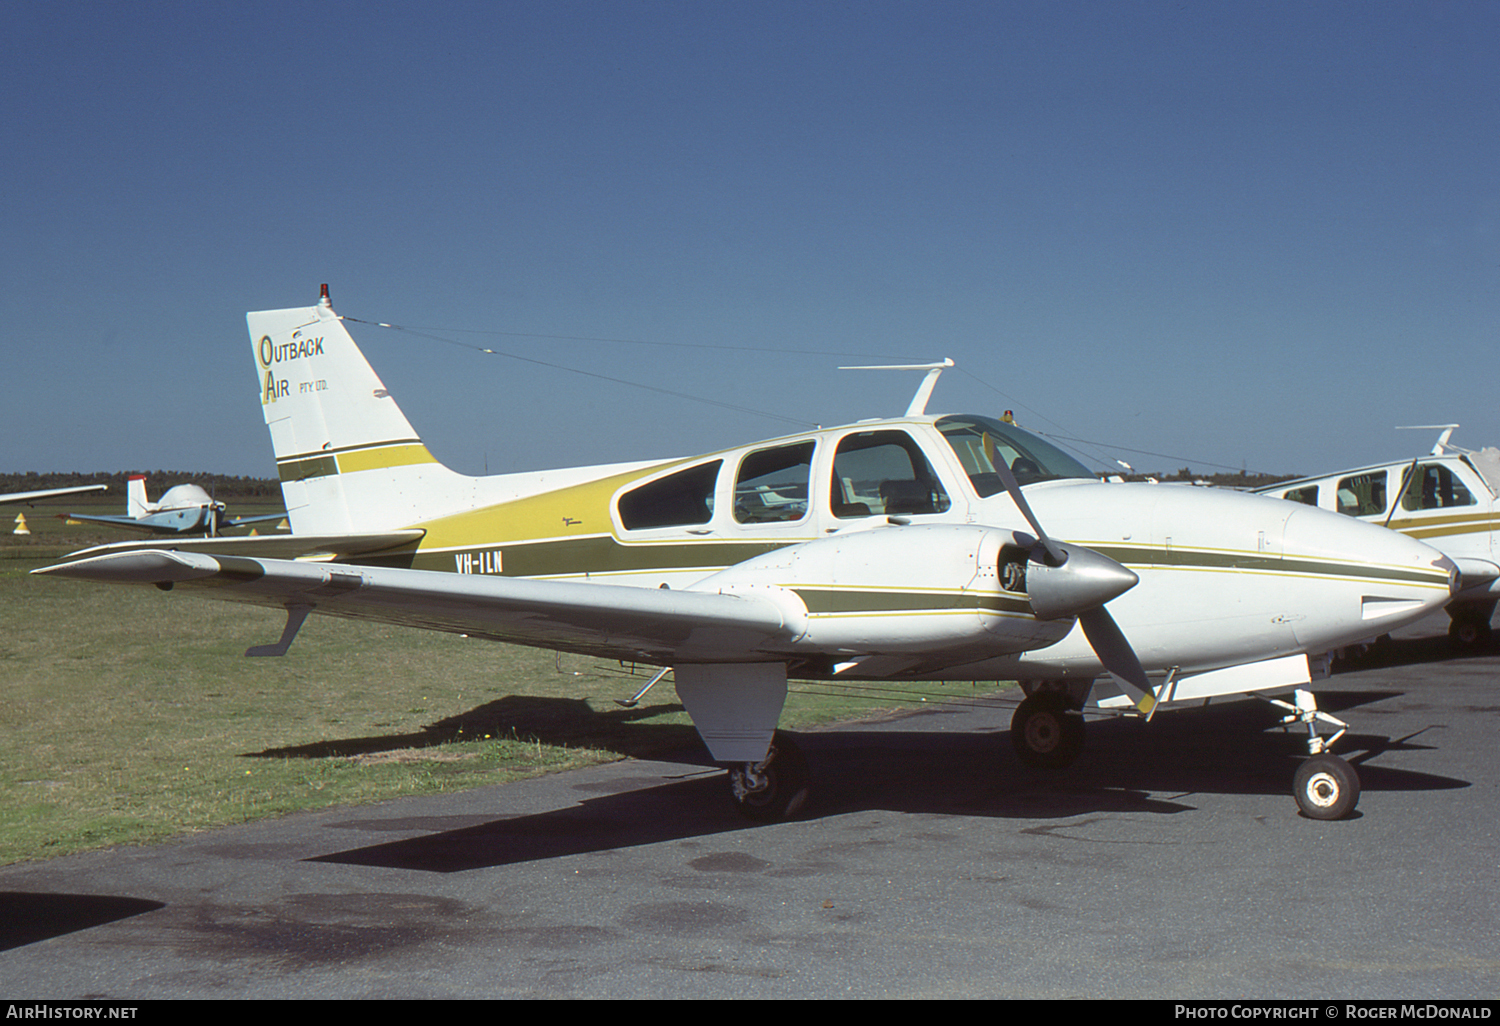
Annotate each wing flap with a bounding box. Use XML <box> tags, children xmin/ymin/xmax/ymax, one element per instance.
<box><xmin>34</xmin><ymin>550</ymin><xmax>797</xmax><ymax>663</ymax></box>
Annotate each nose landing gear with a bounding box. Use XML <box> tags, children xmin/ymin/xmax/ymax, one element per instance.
<box><xmin>1270</xmin><ymin>688</ymin><xmax>1360</xmax><ymax>820</ymax></box>
<box><xmin>1293</xmin><ymin>753</ymin><xmax>1361</xmax><ymax>820</ymax></box>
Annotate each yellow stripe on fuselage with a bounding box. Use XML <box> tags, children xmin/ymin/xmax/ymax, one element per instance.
<box><xmin>414</xmin><ymin>464</ymin><xmax>669</xmax><ymax>551</ymax></box>
<box><xmin>1387</xmin><ymin>512</ymin><xmax>1500</xmax><ymax>541</ymax></box>
<box><xmin>276</xmin><ymin>440</ymin><xmax>436</xmax><ymax>481</ymax></box>
<box><xmin>337</xmin><ymin>443</ymin><xmax>439</xmax><ymax>474</ymax></box>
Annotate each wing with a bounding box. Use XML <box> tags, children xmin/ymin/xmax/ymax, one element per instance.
<box><xmin>61</xmin><ymin>513</ymin><xmax>163</xmax><ymax>532</ymax></box>
<box><xmin>220</xmin><ymin>513</ymin><xmax>290</xmax><ymax>529</ymax></box>
<box><xmin>33</xmin><ymin>549</ymin><xmax>798</xmax><ymax>664</ymax></box>
<box><xmin>0</xmin><ymin>484</ymin><xmax>107</xmax><ymax>505</ymax></box>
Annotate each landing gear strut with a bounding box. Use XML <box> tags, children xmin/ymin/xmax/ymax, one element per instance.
<box><xmin>1270</xmin><ymin>688</ymin><xmax>1360</xmax><ymax>820</ymax></box>
<box><xmin>728</xmin><ymin>731</ymin><xmax>809</xmax><ymax>822</ymax></box>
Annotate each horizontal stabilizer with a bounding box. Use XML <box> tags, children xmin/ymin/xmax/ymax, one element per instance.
<box><xmin>58</xmin><ymin>530</ymin><xmax>426</xmax><ymax>563</ymax></box>
<box><xmin>0</xmin><ymin>484</ymin><xmax>107</xmax><ymax>506</ymax></box>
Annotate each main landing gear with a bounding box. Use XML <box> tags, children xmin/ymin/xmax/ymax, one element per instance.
<box><xmin>1447</xmin><ymin>601</ymin><xmax>1496</xmax><ymax>647</ymax></box>
<box><xmin>1010</xmin><ymin>690</ymin><xmax>1086</xmax><ymax>770</ymax></box>
<box><xmin>1008</xmin><ymin>683</ymin><xmax>1363</xmax><ymax>820</ymax></box>
<box><xmin>728</xmin><ymin>731</ymin><xmax>810</xmax><ymax>822</ymax></box>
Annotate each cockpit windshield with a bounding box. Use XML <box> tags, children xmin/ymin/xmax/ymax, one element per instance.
<box><xmin>936</xmin><ymin>415</ymin><xmax>1095</xmax><ymax>497</ymax></box>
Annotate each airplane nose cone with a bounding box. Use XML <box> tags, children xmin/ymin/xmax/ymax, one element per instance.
<box><xmin>1025</xmin><ymin>542</ymin><xmax>1140</xmax><ymax>621</ymax></box>
<box><xmin>1280</xmin><ymin>506</ymin><xmax>1455</xmax><ymax>648</ymax></box>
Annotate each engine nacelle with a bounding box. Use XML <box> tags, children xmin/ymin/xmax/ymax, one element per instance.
<box><xmin>688</xmin><ymin>524</ymin><xmax>1075</xmax><ymax>657</ymax></box>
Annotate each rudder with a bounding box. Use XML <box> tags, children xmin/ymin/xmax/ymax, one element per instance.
<box><xmin>248</xmin><ymin>286</ymin><xmax>469</xmax><ymax>534</ymax></box>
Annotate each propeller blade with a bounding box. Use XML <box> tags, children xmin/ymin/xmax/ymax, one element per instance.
<box><xmin>1078</xmin><ymin>607</ymin><xmax>1157</xmax><ymax>715</ymax></box>
<box><xmin>990</xmin><ymin>443</ymin><xmax>1067</xmax><ymax>566</ymax></box>
<box><xmin>989</xmin><ymin>433</ymin><xmax>1157</xmax><ymax>716</ymax></box>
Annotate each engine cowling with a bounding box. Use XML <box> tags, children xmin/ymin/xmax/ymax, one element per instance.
<box><xmin>688</xmin><ymin>524</ymin><xmax>1077</xmax><ymax>657</ymax></box>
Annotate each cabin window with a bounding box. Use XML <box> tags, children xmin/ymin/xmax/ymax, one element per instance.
<box><xmin>830</xmin><ymin>430</ymin><xmax>950</xmax><ymax>518</ymax></box>
<box><xmin>1336</xmin><ymin>471</ymin><xmax>1387</xmax><ymax>517</ymax></box>
<box><xmin>1400</xmin><ymin>464</ymin><xmax>1475</xmax><ymax>511</ymax></box>
<box><xmin>1284</xmin><ymin>485</ymin><xmax>1319</xmax><ymax>506</ymax></box>
<box><xmin>617</xmin><ymin>461</ymin><xmax>721</xmax><ymax>530</ymax></box>
<box><xmin>734</xmin><ymin>441</ymin><xmax>815</xmax><ymax>524</ymax></box>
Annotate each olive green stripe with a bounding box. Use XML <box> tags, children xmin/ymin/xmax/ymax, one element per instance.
<box><xmin>1092</xmin><ymin>545</ymin><xmax>1449</xmax><ymax>587</ymax></box>
<box><xmin>276</xmin><ymin>439</ymin><xmax>428</xmax><ymax>482</ymax></box>
<box><xmin>350</xmin><ymin>532</ymin><xmax>1447</xmax><ymax>591</ymax></box>
<box><xmin>1394</xmin><ymin>518</ymin><xmax>1500</xmax><ymax>541</ymax></box>
<box><xmin>376</xmin><ymin>536</ymin><xmax>789</xmax><ymax>576</ymax></box>
<box><xmin>277</xmin><ymin>438</ymin><xmax>424</xmax><ymax>463</ymax></box>
<box><xmin>278</xmin><ymin>454</ymin><xmax>340</xmax><ymax>482</ymax></box>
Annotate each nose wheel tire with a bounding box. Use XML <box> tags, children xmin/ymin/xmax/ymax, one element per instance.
<box><xmin>1293</xmin><ymin>754</ymin><xmax>1360</xmax><ymax>820</ymax></box>
<box><xmin>728</xmin><ymin>731</ymin><xmax>810</xmax><ymax>822</ymax></box>
<box><xmin>1011</xmin><ymin>692</ymin><xmax>1085</xmax><ymax>769</ymax></box>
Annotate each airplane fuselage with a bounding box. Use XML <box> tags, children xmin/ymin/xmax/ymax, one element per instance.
<box><xmin>327</xmin><ymin>413</ymin><xmax>1452</xmax><ymax>696</ymax></box>
<box><xmin>1254</xmin><ymin>444</ymin><xmax>1500</xmax><ymax>639</ymax></box>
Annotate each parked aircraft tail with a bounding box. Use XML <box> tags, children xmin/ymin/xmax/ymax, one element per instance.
<box><xmin>125</xmin><ymin>475</ymin><xmax>150</xmax><ymax>519</ymax></box>
<box><xmin>248</xmin><ymin>285</ymin><xmax>480</xmax><ymax>535</ymax></box>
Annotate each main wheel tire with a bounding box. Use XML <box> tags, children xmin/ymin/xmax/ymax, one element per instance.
<box><xmin>1449</xmin><ymin>618</ymin><xmax>1491</xmax><ymax>646</ymax></box>
<box><xmin>1010</xmin><ymin>692</ymin><xmax>1085</xmax><ymax>769</ymax></box>
<box><xmin>1293</xmin><ymin>754</ymin><xmax>1360</xmax><ymax>820</ymax></box>
<box><xmin>728</xmin><ymin>731</ymin><xmax>810</xmax><ymax>822</ymax></box>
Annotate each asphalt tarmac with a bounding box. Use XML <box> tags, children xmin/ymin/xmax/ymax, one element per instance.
<box><xmin>2</xmin><ymin>611</ymin><xmax>1497</xmax><ymax>999</ymax></box>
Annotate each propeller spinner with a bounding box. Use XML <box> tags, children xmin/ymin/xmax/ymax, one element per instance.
<box><xmin>993</xmin><ymin>454</ymin><xmax>1158</xmax><ymax>715</ymax></box>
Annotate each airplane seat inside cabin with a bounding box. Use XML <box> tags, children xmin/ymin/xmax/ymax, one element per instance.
<box><xmin>879</xmin><ymin>479</ymin><xmax>935</xmax><ymax>515</ymax></box>
<box><xmin>1010</xmin><ymin>457</ymin><xmax>1042</xmax><ymax>485</ymax></box>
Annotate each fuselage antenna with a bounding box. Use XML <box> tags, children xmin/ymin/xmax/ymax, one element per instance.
<box><xmin>839</xmin><ymin>358</ymin><xmax>955</xmax><ymax>416</ymax></box>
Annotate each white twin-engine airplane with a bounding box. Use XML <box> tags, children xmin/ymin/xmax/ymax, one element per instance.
<box><xmin>1252</xmin><ymin>426</ymin><xmax>1500</xmax><ymax>647</ymax></box>
<box><xmin>37</xmin><ymin>287</ymin><xmax>1460</xmax><ymax>821</ymax></box>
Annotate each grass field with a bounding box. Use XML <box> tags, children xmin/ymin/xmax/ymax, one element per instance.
<box><xmin>1</xmin><ymin>502</ymin><xmax>1012</xmax><ymax>865</ymax></box>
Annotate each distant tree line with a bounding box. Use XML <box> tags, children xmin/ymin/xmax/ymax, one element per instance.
<box><xmin>1134</xmin><ymin>469</ymin><xmax>1298</xmax><ymax>488</ymax></box>
<box><xmin>0</xmin><ymin>471</ymin><xmax>282</xmax><ymax>500</ymax></box>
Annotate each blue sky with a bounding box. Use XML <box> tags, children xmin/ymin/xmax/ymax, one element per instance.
<box><xmin>3</xmin><ymin>0</ymin><xmax>1496</xmax><ymax>481</ymax></box>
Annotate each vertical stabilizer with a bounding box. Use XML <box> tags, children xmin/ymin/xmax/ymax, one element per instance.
<box><xmin>125</xmin><ymin>475</ymin><xmax>150</xmax><ymax>519</ymax></box>
<box><xmin>248</xmin><ymin>287</ymin><xmax>473</xmax><ymax>534</ymax></box>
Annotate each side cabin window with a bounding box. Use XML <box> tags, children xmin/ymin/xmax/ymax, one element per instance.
<box><xmin>1283</xmin><ymin>485</ymin><xmax>1319</xmax><ymax>506</ymax></box>
<box><xmin>617</xmin><ymin>460</ymin><xmax>721</xmax><ymax>530</ymax></box>
<box><xmin>1400</xmin><ymin>463</ymin><xmax>1475</xmax><ymax>512</ymax></box>
<box><xmin>1336</xmin><ymin>471</ymin><xmax>1387</xmax><ymax>517</ymax></box>
<box><xmin>735</xmin><ymin>441</ymin><xmax>815</xmax><ymax>524</ymax></box>
<box><xmin>830</xmin><ymin>430</ymin><xmax>950</xmax><ymax>519</ymax></box>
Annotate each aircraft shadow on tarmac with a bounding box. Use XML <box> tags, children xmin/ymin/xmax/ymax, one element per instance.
<box><xmin>1332</xmin><ymin>624</ymin><xmax>1500</xmax><ymax>672</ymax></box>
<box><xmin>248</xmin><ymin>694</ymin><xmax>712</xmax><ymax>765</ymax></box>
<box><xmin>306</xmin><ymin>687</ymin><xmax>1469</xmax><ymax>875</ymax></box>
<box><xmin>0</xmin><ymin>892</ymin><xmax>164</xmax><ymax>952</ymax></box>
<box><xmin>4</xmin><ymin>634</ymin><xmax>1481</xmax><ymax>952</ymax></box>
